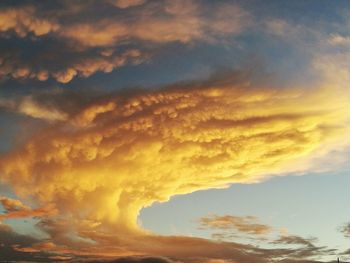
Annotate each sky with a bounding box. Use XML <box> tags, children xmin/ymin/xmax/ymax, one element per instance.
<box><xmin>0</xmin><ymin>0</ymin><xmax>350</xmax><ymax>262</ymax></box>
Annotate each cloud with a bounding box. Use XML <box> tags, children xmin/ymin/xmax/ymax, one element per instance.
<box><xmin>328</xmin><ymin>34</ymin><xmax>350</xmax><ymax>47</ymax></box>
<box><xmin>0</xmin><ymin>196</ymin><xmax>30</xmax><ymax>212</ymax></box>
<box><xmin>0</xmin><ymin>42</ymin><xmax>147</xmax><ymax>83</ymax></box>
<box><xmin>109</xmin><ymin>0</ymin><xmax>147</xmax><ymax>9</ymax></box>
<box><xmin>54</xmin><ymin>0</ymin><xmax>250</xmax><ymax>47</ymax></box>
<box><xmin>198</xmin><ymin>214</ymin><xmax>273</xmax><ymax>238</ymax></box>
<box><xmin>270</xmin><ymin>235</ymin><xmax>337</xmax><ymax>259</ymax></box>
<box><xmin>0</xmin><ymin>0</ymin><xmax>250</xmax><ymax>83</ymax></box>
<box><xmin>340</xmin><ymin>223</ymin><xmax>350</xmax><ymax>238</ymax></box>
<box><xmin>0</xmin><ymin>6</ymin><xmax>59</xmax><ymax>37</ymax></box>
<box><xmin>0</xmin><ymin>72</ymin><xmax>349</xmax><ymax>240</ymax></box>
<box><xmin>109</xmin><ymin>256</ymin><xmax>175</xmax><ymax>263</ymax></box>
<box><xmin>0</xmin><ymin>223</ymin><xmax>56</xmax><ymax>262</ymax></box>
<box><xmin>0</xmin><ymin>196</ymin><xmax>57</xmax><ymax>221</ymax></box>
<box><xmin>0</xmin><ymin>216</ymin><xmax>341</xmax><ymax>263</ymax></box>
<box><xmin>1</xmin><ymin>2</ymin><xmax>350</xmax><ymax>262</ymax></box>
<box><xmin>0</xmin><ymin>88</ymin><xmax>111</xmax><ymax>122</ymax></box>
<box><xmin>195</xmin><ymin>213</ymin><xmax>338</xmax><ymax>261</ymax></box>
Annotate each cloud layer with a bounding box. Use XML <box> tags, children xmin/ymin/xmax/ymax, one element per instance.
<box><xmin>0</xmin><ymin>0</ymin><xmax>250</xmax><ymax>83</ymax></box>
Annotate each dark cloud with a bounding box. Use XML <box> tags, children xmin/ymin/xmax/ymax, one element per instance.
<box><xmin>0</xmin><ymin>224</ymin><xmax>54</xmax><ymax>262</ymax></box>
<box><xmin>109</xmin><ymin>256</ymin><xmax>175</xmax><ymax>263</ymax></box>
<box><xmin>340</xmin><ymin>223</ymin><xmax>350</xmax><ymax>238</ymax></box>
<box><xmin>270</xmin><ymin>236</ymin><xmax>337</xmax><ymax>259</ymax></box>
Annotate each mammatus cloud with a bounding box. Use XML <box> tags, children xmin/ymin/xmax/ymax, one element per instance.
<box><xmin>0</xmin><ymin>6</ymin><xmax>59</xmax><ymax>37</ymax></box>
<box><xmin>0</xmin><ymin>0</ymin><xmax>250</xmax><ymax>83</ymax></box>
<box><xmin>0</xmin><ymin>45</ymin><xmax>147</xmax><ymax>84</ymax></box>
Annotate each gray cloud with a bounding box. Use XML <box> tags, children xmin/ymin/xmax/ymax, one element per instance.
<box><xmin>340</xmin><ymin>223</ymin><xmax>350</xmax><ymax>238</ymax></box>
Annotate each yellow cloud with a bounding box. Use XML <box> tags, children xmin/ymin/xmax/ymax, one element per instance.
<box><xmin>1</xmin><ymin>79</ymin><xmax>349</xmax><ymax>236</ymax></box>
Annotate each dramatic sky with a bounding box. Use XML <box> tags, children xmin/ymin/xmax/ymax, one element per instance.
<box><xmin>0</xmin><ymin>0</ymin><xmax>350</xmax><ymax>262</ymax></box>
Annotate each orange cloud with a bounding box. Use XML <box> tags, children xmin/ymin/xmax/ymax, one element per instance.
<box><xmin>0</xmin><ymin>196</ymin><xmax>57</xmax><ymax>221</ymax></box>
<box><xmin>0</xmin><ymin>6</ymin><xmax>58</xmax><ymax>37</ymax></box>
<box><xmin>0</xmin><ymin>196</ymin><xmax>30</xmax><ymax>212</ymax></box>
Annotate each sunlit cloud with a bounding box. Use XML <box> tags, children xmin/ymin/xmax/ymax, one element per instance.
<box><xmin>1</xmin><ymin>71</ymin><xmax>349</xmax><ymax>244</ymax></box>
<box><xmin>0</xmin><ymin>6</ymin><xmax>58</xmax><ymax>37</ymax></box>
<box><xmin>0</xmin><ymin>0</ymin><xmax>250</xmax><ymax>83</ymax></box>
<box><xmin>0</xmin><ymin>196</ymin><xmax>57</xmax><ymax>221</ymax></box>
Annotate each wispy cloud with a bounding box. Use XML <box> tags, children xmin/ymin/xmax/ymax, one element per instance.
<box><xmin>198</xmin><ymin>214</ymin><xmax>273</xmax><ymax>239</ymax></box>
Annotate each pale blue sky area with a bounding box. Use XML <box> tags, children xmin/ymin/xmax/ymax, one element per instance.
<box><xmin>140</xmin><ymin>171</ymin><xmax>350</xmax><ymax>256</ymax></box>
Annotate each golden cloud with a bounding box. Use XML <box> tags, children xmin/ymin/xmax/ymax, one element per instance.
<box><xmin>1</xmin><ymin>76</ymin><xmax>349</xmax><ymax>237</ymax></box>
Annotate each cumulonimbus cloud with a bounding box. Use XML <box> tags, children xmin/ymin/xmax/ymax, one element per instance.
<box><xmin>1</xmin><ymin>73</ymin><xmax>349</xmax><ymax>238</ymax></box>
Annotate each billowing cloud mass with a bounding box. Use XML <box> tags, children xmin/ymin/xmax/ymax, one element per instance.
<box><xmin>1</xmin><ymin>72</ymin><xmax>350</xmax><ymax>244</ymax></box>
